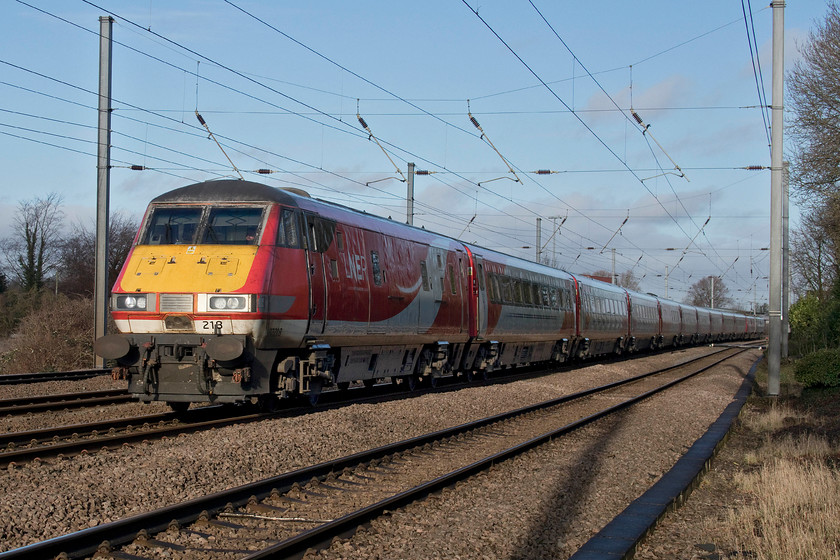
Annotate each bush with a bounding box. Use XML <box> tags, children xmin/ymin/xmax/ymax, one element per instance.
<box><xmin>794</xmin><ymin>347</ymin><xmax>840</xmax><ymax>388</ymax></box>
<box><xmin>0</xmin><ymin>295</ymin><xmax>95</xmax><ymax>374</ymax></box>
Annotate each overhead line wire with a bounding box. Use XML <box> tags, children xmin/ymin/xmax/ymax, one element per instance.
<box><xmin>463</xmin><ymin>1</ymin><xmax>742</xmax><ymax>285</ymax></box>
<box><xmin>214</xmin><ymin>0</ymin><xmax>658</xmax><ymax>259</ymax></box>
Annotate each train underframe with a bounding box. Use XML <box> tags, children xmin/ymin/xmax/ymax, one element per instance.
<box><xmin>105</xmin><ymin>330</ymin><xmax>754</xmax><ymax>408</ymax></box>
<box><xmin>105</xmin><ymin>332</ymin><xmax>579</xmax><ymax>407</ymax></box>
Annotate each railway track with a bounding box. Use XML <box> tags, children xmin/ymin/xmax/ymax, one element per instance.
<box><xmin>0</xmin><ymin>389</ymin><xmax>132</xmax><ymax>416</ymax></box>
<box><xmin>0</xmin><ymin>347</ymin><xmax>747</xmax><ymax>560</ymax></box>
<box><xmin>0</xmin><ymin>405</ymin><xmax>256</xmax><ymax>466</ymax></box>
<box><xmin>0</xmin><ymin>346</ymin><xmax>731</xmax><ymax>466</ymax></box>
<box><xmin>0</xmin><ymin>369</ymin><xmax>110</xmax><ymax>385</ymax></box>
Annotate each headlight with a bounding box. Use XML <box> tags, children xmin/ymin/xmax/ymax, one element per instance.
<box><xmin>116</xmin><ymin>294</ymin><xmax>148</xmax><ymax>310</ymax></box>
<box><xmin>209</xmin><ymin>295</ymin><xmax>247</xmax><ymax>311</ymax></box>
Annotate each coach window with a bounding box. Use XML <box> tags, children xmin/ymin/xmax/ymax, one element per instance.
<box><xmin>448</xmin><ymin>265</ymin><xmax>457</xmax><ymax>294</ymax></box>
<box><xmin>370</xmin><ymin>251</ymin><xmax>382</xmax><ymax>286</ymax></box>
<box><xmin>142</xmin><ymin>206</ymin><xmax>202</xmax><ymax>245</ymax></box>
<box><xmin>511</xmin><ymin>280</ymin><xmax>522</xmax><ymax>304</ymax></box>
<box><xmin>489</xmin><ymin>274</ymin><xmax>499</xmax><ymax>303</ymax></box>
<box><xmin>477</xmin><ymin>263</ymin><xmax>485</xmax><ymax>291</ymax></box>
<box><xmin>420</xmin><ymin>261</ymin><xmax>430</xmax><ymax>291</ymax></box>
<box><xmin>277</xmin><ymin>209</ymin><xmax>301</xmax><ymax>248</ymax></box>
<box><xmin>336</xmin><ymin>230</ymin><xmax>345</xmax><ymax>252</ymax></box>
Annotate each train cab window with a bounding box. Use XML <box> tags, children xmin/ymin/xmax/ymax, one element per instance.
<box><xmin>142</xmin><ymin>207</ymin><xmax>202</xmax><ymax>245</ymax></box>
<box><xmin>277</xmin><ymin>209</ymin><xmax>301</xmax><ymax>248</ymax></box>
<box><xmin>202</xmin><ymin>207</ymin><xmax>263</xmax><ymax>245</ymax></box>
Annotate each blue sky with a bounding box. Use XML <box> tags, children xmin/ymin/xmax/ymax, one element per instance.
<box><xmin>0</xmin><ymin>1</ymin><xmax>829</xmax><ymax>309</ymax></box>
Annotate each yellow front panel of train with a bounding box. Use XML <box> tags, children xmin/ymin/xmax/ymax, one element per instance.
<box><xmin>119</xmin><ymin>245</ymin><xmax>257</xmax><ymax>294</ymax></box>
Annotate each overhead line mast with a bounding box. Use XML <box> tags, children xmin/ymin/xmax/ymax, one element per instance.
<box><xmin>768</xmin><ymin>0</ymin><xmax>785</xmax><ymax>397</ymax></box>
<box><xmin>94</xmin><ymin>15</ymin><xmax>113</xmax><ymax>368</ymax></box>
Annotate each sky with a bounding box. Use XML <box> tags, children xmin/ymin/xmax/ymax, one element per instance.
<box><xmin>0</xmin><ymin>0</ymin><xmax>829</xmax><ymax>310</ymax></box>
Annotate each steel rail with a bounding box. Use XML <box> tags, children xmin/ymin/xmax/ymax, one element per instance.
<box><xmin>0</xmin><ymin>408</ymin><xmax>264</xmax><ymax>466</ymax></box>
<box><xmin>0</xmin><ymin>347</ymin><xmax>742</xmax><ymax>560</ymax></box>
<box><xmin>0</xmin><ymin>369</ymin><xmax>110</xmax><ymax>385</ymax></box>
<box><xmin>0</xmin><ymin>406</ymin><xmax>229</xmax><ymax>449</ymax></box>
<box><xmin>0</xmin><ymin>390</ymin><xmax>132</xmax><ymax>416</ymax></box>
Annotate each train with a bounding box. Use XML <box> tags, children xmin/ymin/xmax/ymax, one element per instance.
<box><xmin>94</xmin><ymin>179</ymin><xmax>765</xmax><ymax>410</ymax></box>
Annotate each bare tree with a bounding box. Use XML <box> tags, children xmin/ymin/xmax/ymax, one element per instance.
<box><xmin>2</xmin><ymin>193</ymin><xmax>64</xmax><ymax>291</ymax></box>
<box><xmin>616</xmin><ymin>270</ymin><xmax>641</xmax><ymax>292</ymax></box>
<box><xmin>583</xmin><ymin>269</ymin><xmax>640</xmax><ymax>291</ymax></box>
<box><xmin>684</xmin><ymin>276</ymin><xmax>733</xmax><ymax>309</ymax></box>
<box><xmin>790</xmin><ymin>205</ymin><xmax>839</xmax><ymax>300</ymax></box>
<box><xmin>786</xmin><ymin>3</ymin><xmax>840</xmax><ymax>305</ymax></box>
<box><xmin>587</xmin><ymin>269</ymin><xmax>614</xmax><ymax>283</ymax></box>
<box><xmin>58</xmin><ymin>211</ymin><xmax>139</xmax><ymax>297</ymax></box>
<box><xmin>788</xmin><ymin>3</ymin><xmax>840</xmax><ymax>205</ymax></box>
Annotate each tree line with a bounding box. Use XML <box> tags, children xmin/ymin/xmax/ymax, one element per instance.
<box><xmin>786</xmin><ymin>2</ymin><xmax>840</xmax><ymax>354</ymax></box>
<box><xmin>0</xmin><ymin>194</ymin><xmax>137</xmax><ymax>335</ymax></box>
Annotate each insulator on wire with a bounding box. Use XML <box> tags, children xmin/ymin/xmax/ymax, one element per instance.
<box><xmin>357</xmin><ymin>115</ymin><xmax>368</xmax><ymax>129</ymax></box>
<box><xmin>745</xmin><ymin>165</ymin><xmax>765</xmax><ymax>170</ymax></box>
<box><xmin>631</xmin><ymin>110</ymin><xmax>644</xmax><ymax>125</ymax></box>
<box><xmin>535</xmin><ymin>169</ymin><xmax>552</xmax><ymax>175</ymax></box>
<box><xmin>130</xmin><ymin>165</ymin><xmax>145</xmax><ymax>171</ymax></box>
<box><xmin>416</xmin><ymin>170</ymin><xmax>432</xmax><ymax>175</ymax></box>
<box><xmin>469</xmin><ymin>115</ymin><xmax>481</xmax><ymax>129</ymax></box>
<box><xmin>257</xmin><ymin>169</ymin><xmax>272</xmax><ymax>174</ymax></box>
<box><xmin>195</xmin><ymin>112</ymin><xmax>207</xmax><ymax>126</ymax></box>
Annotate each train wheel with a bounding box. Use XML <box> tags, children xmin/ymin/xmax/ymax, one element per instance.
<box><xmin>337</xmin><ymin>382</ymin><xmax>350</xmax><ymax>391</ymax></box>
<box><xmin>167</xmin><ymin>401</ymin><xmax>189</xmax><ymax>413</ymax></box>
<box><xmin>258</xmin><ymin>394</ymin><xmax>280</xmax><ymax>413</ymax></box>
<box><xmin>465</xmin><ymin>370</ymin><xmax>475</xmax><ymax>383</ymax></box>
<box><xmin>363</xmin><ymin>379</ymin><xmax>376</xmax><ymax>388</ymax></box>
<box><xmin>307</xmin><ymin>378</ymin><xmax>323</xmax><ymax>406</ymax></box>
<box><xmin>428</xmin><ymin>375</ymin><xmax>439</xmax><ymax>388</ymax></box>
<box><xmin>403</xmin><ymin>375</ymin><xmax>418</xmax><ymax>392</ymax></box>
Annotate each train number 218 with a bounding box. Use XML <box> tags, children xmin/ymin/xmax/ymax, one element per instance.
<box><xmin>203</xmin><ymin>320</ymin><xmax>224</xmax><ymax>331</ymax></box>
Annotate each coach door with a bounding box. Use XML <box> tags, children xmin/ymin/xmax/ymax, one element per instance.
<box><xmin>302</xmin><ymin>213</ymin><xmax>328</xmax><ymax>335</ymax></box>
<box><xmin>471</xmin><ymin>253</ymin><xmax>488</xmax><ymax>337</ymax></box>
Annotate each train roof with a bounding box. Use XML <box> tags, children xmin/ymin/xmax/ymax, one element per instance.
<box><xmin>151</xmin><ymin>179</ymin><xmax>304</xmax><ymax>205</ymax></box>
<box><xmin>151</xmin><ymin>181</ymin><xmax>752</xmax><ymax>320</ymax></box>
